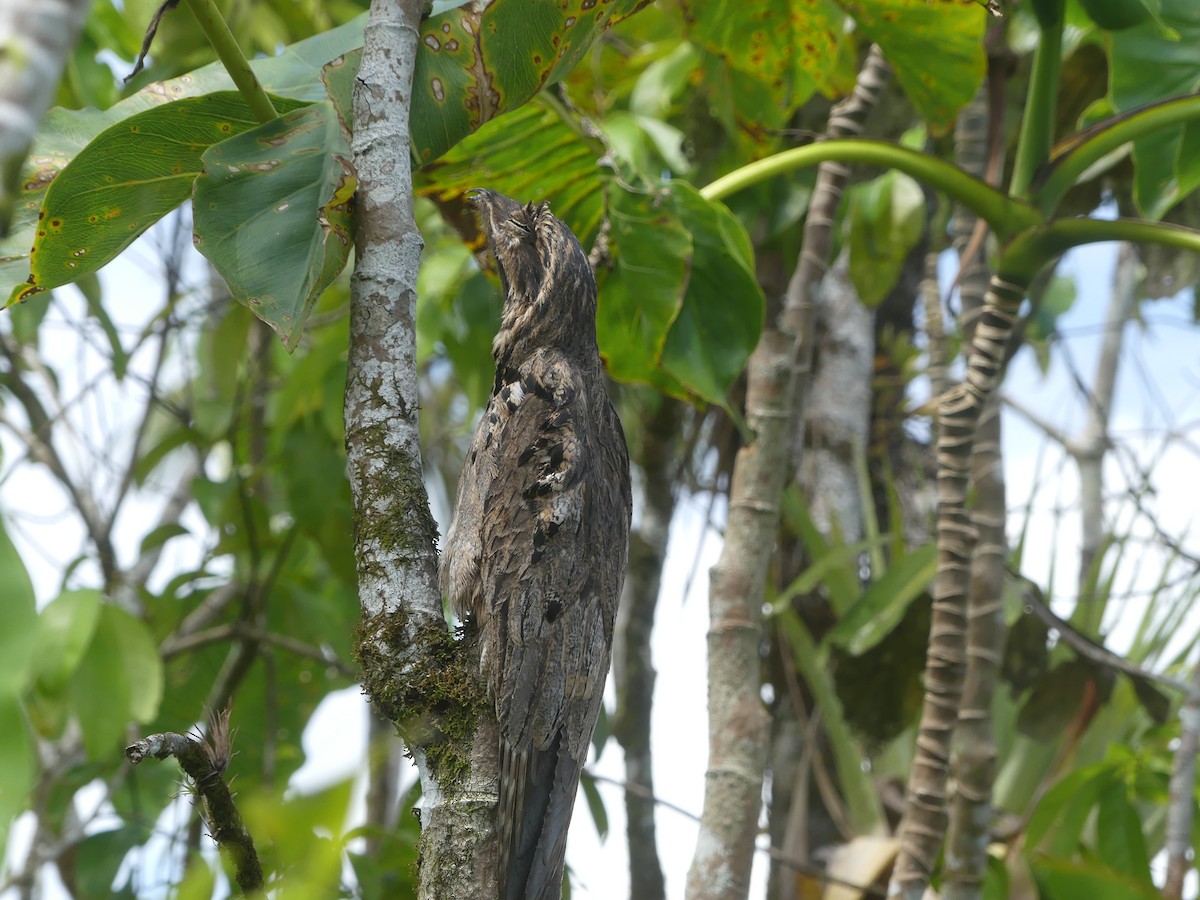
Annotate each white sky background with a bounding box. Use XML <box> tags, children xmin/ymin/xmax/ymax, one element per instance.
<box><xmin>2</xmin><ymin>216</ymin><xmax>1199</xmax><ymax>899</ymax></box>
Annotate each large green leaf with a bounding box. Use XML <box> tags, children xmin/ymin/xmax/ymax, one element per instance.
<box><xmin>0</xmin><ymin>694</ymin><xmax>36</xmax><ymax>850</ymax></box>
<box><xmin>825</xmin><ymin>543</ymin><xmax>936</xmax><ymax>656</ymax></box>
<box><xmin>1031</xmin><ymin>857</ymin><xmax>1161</xmax><ymax>900</ymax></box>
<box><xmin>846</xmin><ymin>169</ymin><xmax>927</xmax><ymax>306</ymax></box>
<box><xmin>32</xmin><ymin>589</ymin><xmax>103</xmax><ymax>695</ymax></box>
<box><xmin>1025</xmin><ymin>763</ymin><xmax>1113</xmax><ymax>854</ymax></box>
<box><xmin>1095</xmin><ymin>780</ymin><xmax>1152</xmax><ymax>886</ymax></box>
<box><xmin>6</xmin><ymin>92</ymin><xmax>309</xmax><ymax>307</ymax></box>
<box><xmin>1110</xmin><ymin>0</ymin><xmax>1200</xmax><ymax>218</ymax></box>
<box><xmin>682</xmin><ymin>0</ymin><xmax>984</xmax><ymax>136</ymax></box>
<box><xmin>0</xmin><ymin>16</ymin><xmax>367</xmax><ymax>300</ymax></box>
<box><xmin>418</xmin><ymin>98</ymin><xmax>605</xmax><ymax>249</ymax></box>
<box><xmin>843</xmin><ymin>0</ymin><xmax>987</xmax><ymax>132</ymax></box>
<box><xmin>420</xmin><ymin>102</ymin><xmax>762</xmax><ymax>403</ymax></box>
<box><xmin>596</xmin><ymin>187</ymin><xmax>692</xmax><ymax>395</ymax></box>
<box><xmin>193</xmin><ymin>101</ymin><xmax>353</xmax><ymax>349</ymax></box>
<box><xmin>0</xmin><ymin>517</ymin><xmax>37</xmax><ymax>693</ymax></box>
<box><xmin>68</xmin><ymin>605</ymin><xmax>164</xmax><ymax>758</ymax></box>
<box><xmin>680</xmin><ymin>0</ymin><xmax>835</xmax><ymax>120</ymax></box>
<box><xmin>410</xmin><ymin>0</ymin><xmax>648</xmax><ymax>165</ymax></box>
<box><xmin>282</xmin><ymin>421</ymin><xmax>356</xmax><ymax>587</ymax></box>
<box><xmin>660</xmin><ymin>182</ymin><xmax>764</xmax><ymax>404</ymax></box>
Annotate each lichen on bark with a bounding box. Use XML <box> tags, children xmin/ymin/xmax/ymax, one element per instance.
<box><xmin>356</xmin><ymin>608</ymin><xmax>488</xmax><ymax>790</ymax></box>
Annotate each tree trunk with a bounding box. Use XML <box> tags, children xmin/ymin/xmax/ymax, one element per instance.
<box><xmin>613</xmin><ymin>395</ymin><xmax>680</xmax><ymax>900</ymax></box>
<box><xmin>686</xmin><ymin>46</ymin><xmax>891</xmax><ymax>900</ymax></box>
<box><xmin>346</xmin><ymin>2</ymin><xmax>498</xmax><ymax>897</ymax></box>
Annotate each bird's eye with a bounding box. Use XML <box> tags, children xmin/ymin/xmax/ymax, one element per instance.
<box><xmin>511</xmin><ymin>219</ymin><xmax>534</xmax><ymax>235</ymax></box>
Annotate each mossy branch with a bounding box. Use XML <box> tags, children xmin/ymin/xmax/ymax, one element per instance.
<box><xmin>126</xmin><ymin>707</ymin><xmax>263</xmax><ymax>896</ymax></box>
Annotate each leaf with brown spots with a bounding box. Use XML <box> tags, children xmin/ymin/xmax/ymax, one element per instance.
<box><xmin>6</xmin><ymin>92</ymin><xmax>309</xmax><ymax>308</ymax></box>
<box><xmin>411</xmin><ymin>0</ymin><xmax>649</xmax><ymax>164</ymax></box>
<box><xmin>839</xmin><ymin>0</ymin><xmax>986</xmax><ymax>133</ymax></box>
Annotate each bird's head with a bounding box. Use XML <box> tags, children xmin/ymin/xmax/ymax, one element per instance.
<box><xmin>470</xmin><ymin>189</ymin><xmax>598</xmax><ymax>365</ymax></box>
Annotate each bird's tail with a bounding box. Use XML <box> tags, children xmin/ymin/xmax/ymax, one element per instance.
<box><xmin>499</xmin><ymin>733</ymin><xmax>581</xmax><ymax>900</ymax></box>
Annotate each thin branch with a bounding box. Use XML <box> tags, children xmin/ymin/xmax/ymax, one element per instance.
<box><xmin>0</xmin><ymin>333</ymin><xmax>119</xmax><ymax>588</ymax></box>
<box><xmin>1000</xmin><ymin>394</ymin><xmax>1074</xmax><ymax>450</ymax></box>
<box><xmin>126</xmin><ymin>707</ymin><xmax>263</xmax><ymax>896</ymax></box>
<box><xmin>114</xmin><ymin>456</ymin><xmax>204</xmax><ymax>610</ymax></box>
<box><xmin>1016</xmin><ymin>575</ymin><xmax>1190</xmax><ymax>694</ymax></box>
<box><xmin>161</xmin><ymin>621</ymin><xmax>356</xmax><ymax>679</ymax></box>
<box><xmin>109</xmin><ymin>305</ymin><xmax>176</xmax><ymax>531</ymax></box>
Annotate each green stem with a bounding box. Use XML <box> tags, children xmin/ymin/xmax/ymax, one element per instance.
<box><xmin>183</xmin><ymin>0</ymin><xmax>277</xmax><ymax>123</ymax></box>
<box><xmin>1035</xmin><ymin>95</ymin><xmax>1200</xmax><ymax>214</ymax></box>
<box><xmin>999</xmin><ymin>217</ymin><xmax>1200</xmax><ymax>284</ymax></box>
<box><xmin>1009</xmin><ymin>7</ymin><xmax>1062</xmax><ymax>200</ymax></box>
<box><xmin>701</xmin><ymin>139</ymin><xmax>1041</xmax><ymax>240</ymax></box>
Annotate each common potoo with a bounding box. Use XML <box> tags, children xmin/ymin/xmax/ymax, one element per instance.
<box><xmin>440</xmin><ymin>190</ymin><xmax>632</xmax><ymax>900</ymax></box>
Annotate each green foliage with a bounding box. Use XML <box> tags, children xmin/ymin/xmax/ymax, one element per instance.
<box><xmin>682</xmin><ymin>0</ymin><xmax>985</xmax><ymax>134</ymax></box>
<box><xmin>411</xmin><ymin>0</ymin><xmax>647</xmax><ymax>164</ymax></box>
<box><xmin>824</xmin><ymin>543</ymin><xmax>935</xmax><ymax>656</ymax></box>
<box><xmin>0</xmin><ymin>16</ymin><xmax>368</xmax><ymax>307</ymax></box>
<box><xmin>846</xmin><ymin>170</ymin><xmax>927</xmax><ymax>307</ymax></box>
<box><xmin>1109</xmin><ymin>0</ymin><xmax>1200</xmax><ymax>217</ymax></box>
<box><xmin>419</xmin><ymin>98</ymin><xmax>765</xmax><ymax>404</ymax></box>
<box><xmin>0</xmin><ymin>517</ymin><xmax>38</xmax><ymax>694</ymax></box>
<box><xmin>7</xmin><ymin>92</ymin><xmax>309</xmax><ymax>306</ymax></box>
<box><xmin>193</xmin><ymin>101</ymin><xmax>354</xmax><ymax>349</ymax></box>
<box><xmin>3</xmin><ymin>0</ymin><xmax>1200</xmax><ymax>896</ymax></box>
<box><xmin>0</xmin><ymin>694</ymin><xmax>36</xmax><ymax>853</ymax></box>
<box><xmin>71</xmin><ymin>605</ymin><xmax>164</xmax><ymax>758</ymax></box>
<box><xmin>31</xmin><ymin>589</ymin><xmax>103</xmax><ymax>696</ymax></box>
<box><xmin>1078</xmin><ymin>0</ymin><xmax>1154</xmax><ymax>30</ymax></box>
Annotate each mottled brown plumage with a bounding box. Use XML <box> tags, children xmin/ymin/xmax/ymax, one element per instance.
<box><xmin>440</xmin><ymin>190</ymin><xmax>632</xmax><ymax>900</ymax></box>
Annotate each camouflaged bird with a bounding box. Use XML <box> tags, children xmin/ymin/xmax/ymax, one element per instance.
<box><xmin>440</xmin><ymin>190</ymin><xmax>632</xmax><ymax>900</ymax></box>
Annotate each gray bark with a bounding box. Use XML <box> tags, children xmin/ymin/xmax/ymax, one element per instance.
<box><xmin>686</xmin><ymin>46</ymin><xmax>891</xmax><ymax>900</ymax></box>
<box><xmin>345</xmin><ymin>2</ymin><xmax>498</xmax><ymax>897</ymax></box>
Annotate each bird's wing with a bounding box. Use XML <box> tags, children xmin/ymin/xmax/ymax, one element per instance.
<box><xmin>440</xmin><ymin>373</ymin><xmax>512</xmax><ymax>620</ymax></box>
<box><xmin>477</xmin><ymin>349</ymin><xmax>609</xmax><ymax>900</ymax></box>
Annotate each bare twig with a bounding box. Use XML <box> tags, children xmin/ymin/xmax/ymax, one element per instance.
<box><xmin>0</xmin><ymin>333</ymin><xmax>119</xmax><ymax>587</ymax></box>
<box><xmin>126</xmin><ymin>707</ymin><xmax>263</xmax><ymax>895</ymax></box>
<box><xmin>1015</xmin><ymin>576</ymin><xmax>1189</xmax><ymax>694</ymax></box>
<box><xmin>161</xmin><ymin>621</ymin><xmax>356</xmax><ymax>678</ymax></box>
